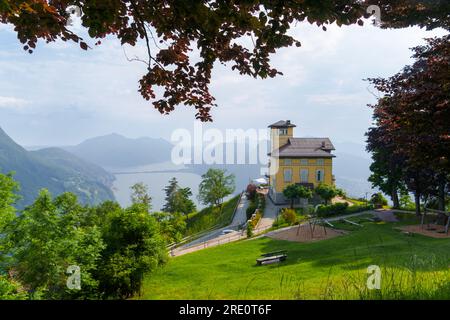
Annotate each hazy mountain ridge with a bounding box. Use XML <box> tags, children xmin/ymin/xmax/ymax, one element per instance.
<box><xmin>6</xmin><ymin>131</ymin><xmax>375</xmax><ymax>208</ymax></box>
<box><xmin>0</xmin><ymin>127</ymin><xmax>115</xmax><ymax>208</ymax></box>
<box><xmin>63</xmin><ymin>133</ymin><xmax>173</xmax><ymax>169</ymax></box>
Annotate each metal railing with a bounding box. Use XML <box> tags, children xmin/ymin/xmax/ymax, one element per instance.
<box><xmin>422</xmin><ymin>207</ymin><xmax>450</xmax><ymax>235</ymax></box>
<box><xmin>170</xmin><ymin>222</ymin><xmax>274</xmax><ymax>257</ymax></box>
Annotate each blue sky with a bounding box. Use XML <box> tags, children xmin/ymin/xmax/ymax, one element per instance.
<box><xmin>0</xmin><ymin>19</ymin><xmax>447</xmax><ymax>148</ymax></box>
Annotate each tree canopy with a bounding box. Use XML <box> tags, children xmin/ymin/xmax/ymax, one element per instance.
<box><xmin>366</xmin><ymin>34</ymin><xmax>450</xmax><ymax>214</ymax></box>
<box><xmin>283</xmin><ymin>184</ymin><xmax>312</xmax><ymax>208</ymax></box>
<box><xmin>315</xmin><ymin>184</ymin><xmax>340</xmax><ymax>205</ymax></box>
<box><xmin>0</xmin><ymin>174</ymin><xmax>169</xmax><ymax>299</ymax></box>
<box><xmin>198</xmin><ymin>168</ymin><xmax>235</xmax><ymax>207</ymax></box>
<box><xmin>162</xmin><ymin>177</ymin><xmax>196</xmax><ymax>216</ymax></box>
<box><xmin>1</xmin><ymin>1</ymin><xmax>449</xmax><ymax>121</ymax></box>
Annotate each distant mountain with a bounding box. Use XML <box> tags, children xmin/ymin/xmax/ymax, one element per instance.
<box><xmin>63</xmin><ymin>133</ymin><xmax>173</xmax><ymax>168</ymax></box>
<box><xmin>0</xmin><ymin>127</ymin><xmax>115</xmax><ymax>208</ymax></box>
<box><xmin>333</xmin><ymin>151</ymin><xmax>376</xmax><ymax>198</ymax></box>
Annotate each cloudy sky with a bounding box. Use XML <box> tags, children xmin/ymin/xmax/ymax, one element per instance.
<box><xmin>0</xmin><ymin>18</ymin><xmax>447</xmax><ymax>149</ymax></box>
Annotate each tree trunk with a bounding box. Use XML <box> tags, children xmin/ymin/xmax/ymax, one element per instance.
<box><xmin>438</xmin><ymin>177</ymin><xmax>445</xmax><ymax>212</ymax></box>
<box><xmin>290</xmin><ymin>199</ymin><xmax>294</xmax><ymax>209</ymax></box>
<box><xmin>414</xmin><ymin>191</ymin><xmax>421</xmax><ymax>216</ymax></box>
<box><xmin>391</xmin><ymin>188</ymin><xmax>399</xmax><ymax>209</ymax></box>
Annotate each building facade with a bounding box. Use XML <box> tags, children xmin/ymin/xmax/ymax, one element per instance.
<box><xmin>267</xmin><ymin>120</ymin><xmax>336</xmax><ymax>205</ymax></box>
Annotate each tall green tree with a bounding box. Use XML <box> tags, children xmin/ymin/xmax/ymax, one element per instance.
<box><xmin>130</xmin><ymin>182</ymin><xmax>152</xmax><ymax>212</ymax></box>
<box><xmin>283</xmin><ymin>184</ymin><xmax>313</xmax><ymax>209</ymax></box>
<box><xmin>9</xmin><ymin>191</ymin><xmax>104</xmax><ymax>299</ymax></box>
<box><xmin>171</xmin><ymin>188</ymin><xmax>196</xmax><ymax>217</ymax></box>
<box><xmin>0</xmin><ymin>172</ymin><xmax>19</xmax><ymax>264</ymax></box>
<box><xmin>367</xmin><ymin>35</ymin><xmax>450</xmax><ymax>215</ymax></box>
<box><xmin>95</xmin><ymin>203</ymin><xmax>167</xmax><ymax>299</ymax></box>
<box><xmin>198</xmin><ymin>169</ymin><xmax>235</xmax><ymax>207</ymax></box>
<box><xmin>0</xmin><ymin>172</ymin><xmax>26</xmax><ymax>300</ymax></box>
<box><xmin>366</xmin><ymin>128</ymin><xmax>406</xmax><ymax>209</ymax></box>
<box><xmin>162</xmin><ymin>177</ymin><xmax>196</xmax><ymax>217</ymax></box>
<box><xmin>314</xmin><ymin>184</ymin><xmax>340</xmax><ymax>206</ymax></box>
<box><xmin>162</xmin><ymin>177</ymin><xmax>179</xmax><ymax>212</ymax></box>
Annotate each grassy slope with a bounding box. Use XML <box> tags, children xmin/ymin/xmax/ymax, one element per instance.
<box><xmin>184</xmin><ymin>195</ymin><xmax>240</xmax><ymax>236</ymax></box>
<box><xmin>141</xmin><ymin>215</ymin><xmax>450</xmax><ymax>300</ymax></box>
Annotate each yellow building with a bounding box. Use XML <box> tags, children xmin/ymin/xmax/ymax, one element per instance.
<box><xmin>267</xmin><ymin>120</ymin><xmax>336</xmax><ymax>205</ymax></box>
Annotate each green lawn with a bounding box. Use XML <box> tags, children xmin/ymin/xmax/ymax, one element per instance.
<box><xmin>141</xmin><ymin>215</ymin><xmax>450</xmax><ymax>300</ymax></box>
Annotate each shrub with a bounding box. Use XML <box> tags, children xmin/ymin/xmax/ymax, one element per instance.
<box><xmin>250</xmin><ymin>211</ymin><xmax>262</xmax><ymax>228</ymax></box>
<box><xmin>246</xmin><ymin>201</ymin><xmax>258</xmax><ymax>219</ymax></box>
<box><xmin>370</xmin><ymin>193</ymin><xmax>388</xmax><ymax>208</ymax></box>
<box><xmin>281</xmin><ymin>208</ymin><xmax>297</xmax><ymax>225</ymax></box>
<box><xmin>345</xmin><ymin>204</ymin><xmax>374</xmax><ymax>214</ymax></box>
<box><xmin>256</xmin><ymin>193</ymin><xmax>266</xmax><ymax>212</ymax></box>
<box><xmin>246</xmin><ymin>223</ymin><xmax>254</xmax><ymax>237</ymax></box>
<box><xmin>316</xmin><ymin>202</ymin><xmax>374</xmax><ymax>217</ymax></box>
<box><xmin>272</xmin><ymin>216</ymin><xmax>288</xmax><ymax>229</ymax></box>
<box><xmin>246</xmin><ymin>184</ymin><xmax>257</xmax><ymax>200</ymax></box>
<box><xmin>316</xmin><ymin>203</ymin><xmax>349</xmax><ymax>217</ymax></box>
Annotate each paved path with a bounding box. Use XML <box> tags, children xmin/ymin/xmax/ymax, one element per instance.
<box><xmin>172</xmin><ymin>195</ymin><xmax>287</xmax><ymax>256</ymax></box>
<box><xmin>255</xmin><ymin>196</ymin><xmax>283</xmax><ymax>231</ymax></box>
<box><xmin>172</xmin><ymin>193</ymin><xmax>249</xmax><ymax>255</ymax></box>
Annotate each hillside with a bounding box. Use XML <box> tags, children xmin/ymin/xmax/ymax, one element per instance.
<box><xmin>63</xmin><ymin>133</ymin><xmax>173</xmax><ymax>168</ymax></box>
<box><xmin>185</xmin><ymin>195</ymin><xmax>240</xmax><ymax>236</ymax></box>
<box><xmin>0</xmin><ymin>127</ymin><xmax>115</xmax><ymax>208</ymax></box>
<box><xmin>141</xmin><ymin>215</ymin><xmax>450</xmax><ymax>299</ymax></box>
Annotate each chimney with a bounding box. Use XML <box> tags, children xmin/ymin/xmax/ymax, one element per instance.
<box><xmin>286</xmin><ymin>120</ymin><xmax>291</xmax><ymax>125</ymax></box>
<box><xmin>321</xmin><ymin>141</ymin><xmax>326</xmax><ymax>148</ymax></box>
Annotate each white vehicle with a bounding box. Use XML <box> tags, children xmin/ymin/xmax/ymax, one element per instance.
<box><xmin>221</xmin><ymin>229</ymin><xmax>234</xmax><ymax>235</ymax></box>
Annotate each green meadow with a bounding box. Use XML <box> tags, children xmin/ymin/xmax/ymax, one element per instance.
<box><xmin>141</xmin><ymin>215</ymin><xmax>450</xmax><ymax>300</ymax></box>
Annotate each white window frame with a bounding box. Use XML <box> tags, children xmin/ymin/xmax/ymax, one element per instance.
<box><xmin>300</xmin><ymin>169</ymin><xmax>309</xmax><ymax>183</ymax></box>
<box><xmin>284</xmin><ymin>159</ymin><xmax>292</xmax><ymax>165</ymax></box>
<box><xmin>284</xmin><ymin>168</ymin><xmax>292</xmax><ymax>183</ymax></box>
<box><xmin>300</xmin><ymin>159</ymin><xmax>308</xmax><ymax>165</ymax></box>
<box><xmin>279</xmin><ymin>128</ymin><xmax>288</xmax><ymax>136</ymax></box>
<box><xmin>316</xmin><ymin>159</ymin><xmax>325</xmax><ymax>165</ymax></box>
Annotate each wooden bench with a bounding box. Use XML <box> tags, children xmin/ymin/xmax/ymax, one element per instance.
<box><xmin>260</xmin><ymin>250</ymin><xmax>287</xmax><ymax>257</ymax></box>
<box><xmin>257</xmin><ymin>250</ymin><xmax>288</xmax><ymax>265</ymax></box>
<box><xmin>256</xmin><ymin>254</ymin><xmax>287</xmax><ymax>265</ymax></box>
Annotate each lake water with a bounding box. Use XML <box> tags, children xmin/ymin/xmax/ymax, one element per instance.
<box><xmin>110</xmin><ymin>162</ymin><xmax>204</xmax><ymax>211</ymax></box>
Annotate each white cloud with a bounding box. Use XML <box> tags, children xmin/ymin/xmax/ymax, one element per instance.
<box><xmin>0</xmin><ymin>19</ymin><xmax>447</xmax><ymax>146</ymax></box>
<box><xmin>0</xmin><ymin>96</ymin><xmax>30</xmax><ymax>109</ymax></box>
<box><xmin>306</xmin><ymin>93</ymin><xmax>369</xmax><ymax>105</ymax></box>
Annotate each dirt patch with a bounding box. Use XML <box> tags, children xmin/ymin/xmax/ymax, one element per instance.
<box><xmin>267</xmin><ymin>224</ymin><xmax>345</xmax><ymax>243</ymax></box>
<box><xmin>398</xmin><ymin>224</ymin><xmax>450</xmax><ymax>239</ymax></box>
